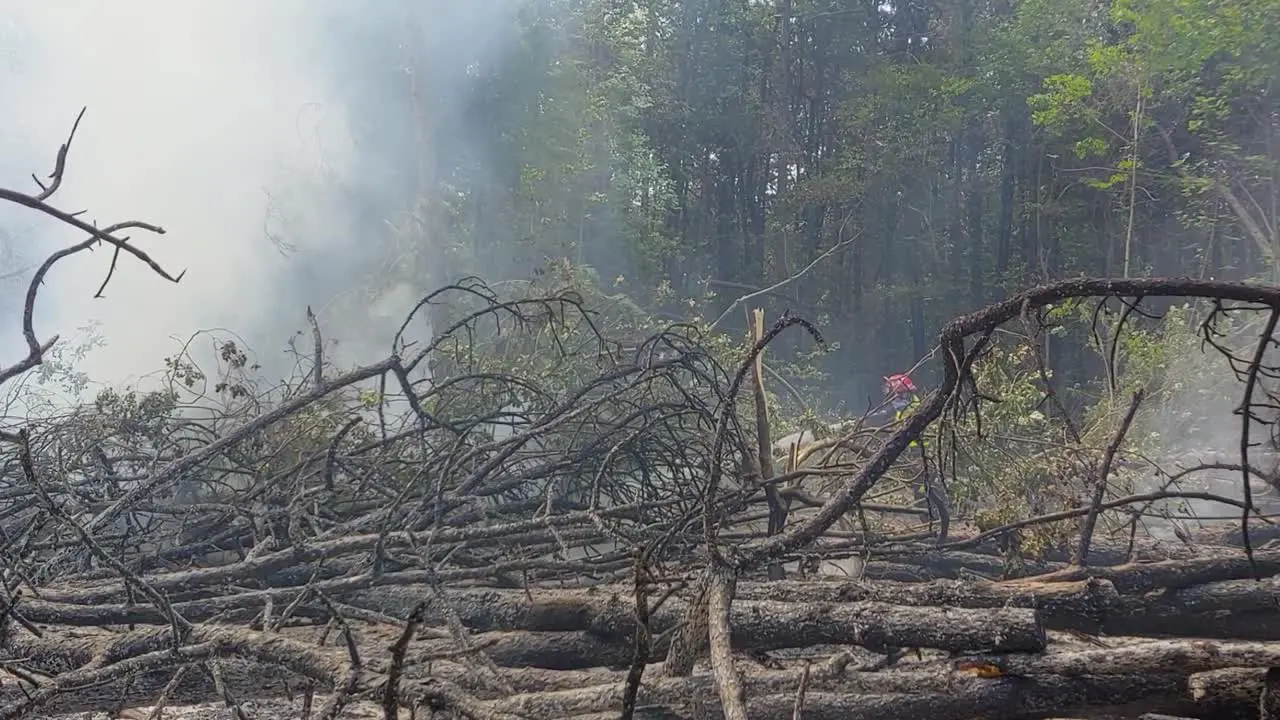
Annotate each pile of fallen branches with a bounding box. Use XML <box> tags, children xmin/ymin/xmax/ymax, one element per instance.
<box><xmin>8</xmin><ymin>113</ymin><xmax>1280</xmax><ymax>720</ymax></box>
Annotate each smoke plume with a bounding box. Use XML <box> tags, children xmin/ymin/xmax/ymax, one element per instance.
<box><xmin>0</xmin><ymin>0</ymin><xmax>521</xmax><ymax>396</ymax></box>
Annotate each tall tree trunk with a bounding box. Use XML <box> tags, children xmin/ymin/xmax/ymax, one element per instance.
<box><xmin>995</xmin><ymin>108</ymin><xmax>1019</xmax><ymax>300</ymax></box>
<box><xmin>948</xmin><ymin>138</ymin><xmax>965</xmax><ymax>293</ymax></box>
<box><xmin>966</xmin><ymin>131</ymin><xmax>985</xmax><ymax>308</ymax></box>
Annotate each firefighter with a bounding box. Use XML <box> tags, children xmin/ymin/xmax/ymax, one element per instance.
<box><xmin>882</xmin><ymin>372</ymin><xmax>950</xmax><ymax>544</ymax></box>
<box><xmin>883</xmin><ymin>372</ymin><xmax>919</xmax><ymax>417</ymax></box>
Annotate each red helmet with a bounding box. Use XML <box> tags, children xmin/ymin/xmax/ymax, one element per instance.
<box><xmin>884</xmin><ymin>373</ymin><xmax>916</xmax><ymax>394</ymax></box>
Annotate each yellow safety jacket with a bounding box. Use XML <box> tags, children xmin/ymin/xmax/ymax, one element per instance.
<box><xmin>893</xmin><ymin>393</ymin><xmax>925</xmax><ymax>449</ymax></box>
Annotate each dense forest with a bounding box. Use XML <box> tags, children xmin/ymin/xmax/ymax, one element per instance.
<box><xmin>328</xmin><ymin>0</ymin><xmax>1279</xmax><ymax>406</ymax></box>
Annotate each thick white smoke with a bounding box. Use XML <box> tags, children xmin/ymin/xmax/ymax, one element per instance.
<box><xmin>0</xmin><ymin>0</ymin><xmax>545</xmax><ymax>394</ymax></box>
<box><xmin>0</xmin><ymin>2</ymin><xmax>386</xmax><ymax>394</ymax></box>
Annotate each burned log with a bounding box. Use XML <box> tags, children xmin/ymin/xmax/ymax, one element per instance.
<box><xmin>479</xmin><ymin>639</ymin><xmax>1280</xmax><ymax>719</ymax></box>
<box><xmin>333</xmin><ymin>565</ymin><xmax>1280</xmax><ymax>644</ymax></box>
<box><xmin>343</xmin><ymin>586</ymin><xmax>1045</xmax><ymax>661</ymax></box>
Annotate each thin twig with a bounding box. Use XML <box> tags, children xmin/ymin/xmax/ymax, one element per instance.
<box><xmin>709</xmin><ymin>232</ymin><xmax>861</xmax><ymax>332</ymax></box>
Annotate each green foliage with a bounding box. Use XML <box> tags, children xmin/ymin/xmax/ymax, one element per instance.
<box><xmin>948</xmin><ymin>299</ymin><xmax>1239</xmax><ymax>558</ymax></box>
<box><xmin>90</xmin><ymin>386</ymin><xmax>179</xmax><ymax>443</ymax></box>
<box><xmin>1029</xmin><ymin>74</ymin><xmax>1095</xmax><ymax>131</ymax></box>
<box><xmin>949</xmin><ymin>337</ymin><xmax>1077</xmax><ymax>556</ymax></box>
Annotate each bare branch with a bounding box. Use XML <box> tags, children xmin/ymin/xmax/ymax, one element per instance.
<box><xmin>708</xmin><ymin>232</ymin><xmax>860</xmax><ymax>332</ymax></box>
